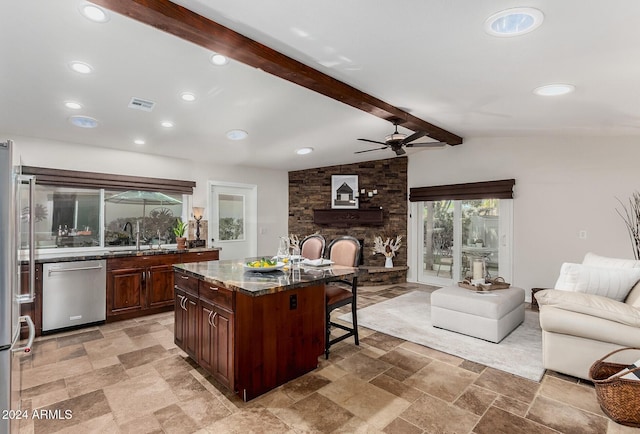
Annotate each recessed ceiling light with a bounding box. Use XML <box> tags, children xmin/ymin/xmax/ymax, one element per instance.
<box><xmin>226</xmin><ymin>129</ymin><xmax>248</xmax><ymax>140</ymax></box>
<box><xmin>69</xmin><ymin>61</ymin><xmax>93</xmax><ymax>74</ymax></box>
<box><xmin>534</xmin><ymin>84</ymin><xmax>575</xmax><ymax>96</ymax></box>
<box><xmin>180</xmin><ymin>92</ymin><xmax>196</xmax><ymax>102</ymax></box>
<box><xmin>134</xmin><ymin>139</ymin><xmax>146</xmax><ymax>145</ymax></box>
<box><xmin>79</xmin><ymin>4</ymin><xmax>109</xmax><ymax>23</ymax></box>
<box><xmin>296</xmin><ymin>147</ymin><xmax>314</xmax><ymax>155</ymax></box>
<box><xmin>161</xmin><ymin>121</ymin><xmax>174</xmax><ymax>128</ymax></box>
<box><xmin>69</xmin><ymin>115</ymin><xmax>98</xmax><ymax>128</ymax></box>
<box><xmin>64</xmin><ymin>101</ymin><xmax>82</xmax><ymax>110</ymax></box>
<box><xmin>211</xmin><ymin>53</ymin><xmax>229</xmax><ymax>66</ymax></box>
<box><xmin>485</xmin><ymin>7</ymin><xmax>544</xmax><ymax>37</ymax></box>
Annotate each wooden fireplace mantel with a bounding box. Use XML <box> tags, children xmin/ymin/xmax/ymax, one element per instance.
<box><xmin>313</xmin><ymin>209</ymin><xmax>384</xmax><ymax>227</ymax></box>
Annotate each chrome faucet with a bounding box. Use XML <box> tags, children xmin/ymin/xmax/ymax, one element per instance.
<box><xmin>135</xmin><ymin>220</ymin><xmax>141</xmax><ymax>251</ymax></box>
<box><xmin>122</xmin><ymin>222</ymin><xmax>133</xmax><ymax>245</ymax></box>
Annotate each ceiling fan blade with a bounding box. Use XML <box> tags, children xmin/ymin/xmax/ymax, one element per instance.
<box><xmin>405</xmin><ymin>141</ymin><xmax>447</xmax><ymax>148</ymax></box>
<box><xmin>401</xmin><ymin>130</ymin><xmax>427</xmax><ymax>145</ymax></box>
<box><xmin>355</xmin><ymin>146</ymin><xmax>388</xmax><ymax>154</ymax></box>
<box><xmin>358</xmin><ymin>138</ymin><xmax>387</xmax><ymax>146</ymax></box>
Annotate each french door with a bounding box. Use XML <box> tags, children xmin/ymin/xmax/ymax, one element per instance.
<box><xmin>416</xmin><ymin>199</ymin><xmax>512</xmax><ymax>286</ymax></box>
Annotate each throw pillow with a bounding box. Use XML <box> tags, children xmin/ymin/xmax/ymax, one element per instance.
<box><xmin>582</xmin><ymin>252</ymin><xmax>640</xmax><ymax>269</ymax></box>
<box><xmin>554</xmin><ymin>262</ymin><xmax>640</xmax><ymax>302</ymax></box>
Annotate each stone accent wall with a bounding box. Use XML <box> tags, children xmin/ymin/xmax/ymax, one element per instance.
<box><xmin>288</xmin><ymin>157</ymin><xmax>407</xmax><ymax>268</ymax></box>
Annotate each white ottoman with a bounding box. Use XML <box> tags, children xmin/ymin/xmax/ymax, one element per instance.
<box><xmin>431</xmin><ymin>285</ymin><xmax>525</xmax><ymax>343</ymax></box>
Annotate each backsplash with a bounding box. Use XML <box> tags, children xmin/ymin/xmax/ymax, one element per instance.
<box><xmin>288</xmin><ymin>157</ymin><xmax>407</xmax><ymax>267</ymax></box>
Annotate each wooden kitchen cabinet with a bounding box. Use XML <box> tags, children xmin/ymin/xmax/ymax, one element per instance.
<box><xmin>147</xmin><ymin>264</ymin><xmax>175</xmax><ymax>308</ymax></box>
<box><xmin>107</xmin><ymin>253</ymin><xmax>181</xmax><ymax>320</ymax></box>
<box><xmin>174</xmin><ymin>271</ymin><xmax>235</xmax><ymax>391</ymax></box>
<box><xmin>109</xmin><ymin>267</ymin><xmax>143</xmax><ymax>313</ymax></box>
<box><xmin>198</xmin><ymin>283</ymin><xmax>234</xmax><ymax>390</ymax></box>
<box><xmin>175</xmin><ymin>289</ymin><xmax>198</xmax><ymax>360</ymax></box>
<box><xmin>19</xmin><ymin>263</ymin><xmax>42</xmax><ymax>338</ymax></box>
<box><xmin>106</xmin><ymin>249</ymin><xmax>219</xmax><ymax>322</ymax></box>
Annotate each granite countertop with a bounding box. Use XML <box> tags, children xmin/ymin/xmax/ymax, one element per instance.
<box><xmin>23</xmin><ymin>247</ymin><xmax>221</xmax><ymax>264</ymax></box>
<box><xmin>174</xmin><ymin>258</ymin><xmax>358</xmax><ymax>297</ymax></box>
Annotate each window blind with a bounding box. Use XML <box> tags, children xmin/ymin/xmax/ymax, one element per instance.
<box><xmin>21</xmin><ymin>166</ymin><xmax>195</xmax><ymax>194</ymax></box>
<box><xmin>409</xmin><ymin>179</ymin><xmax>515</xmax><ymax>202</ymax></box>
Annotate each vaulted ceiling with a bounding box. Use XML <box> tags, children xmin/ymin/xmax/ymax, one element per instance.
<box><xmin>2</xmin><ymin>1</ymin><xmax>639</xmax><ymax>171</ymax></box>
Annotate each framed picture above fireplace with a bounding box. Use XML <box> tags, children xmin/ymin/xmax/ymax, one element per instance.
<box><xmin>331</xmin><ymin>175</ymin><xmax>359</xmax><ymax>209</ymax></box>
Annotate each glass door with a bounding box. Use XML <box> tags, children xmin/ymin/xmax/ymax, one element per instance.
<box><xmin>209</xmin><ymin>182</ymin><xmax>257</xmax><ymax>260</ymax></box>
<box><xmin>417</xmin><ymin>199</ymin><xmax>512</xmax><ymax>285</ymax></box>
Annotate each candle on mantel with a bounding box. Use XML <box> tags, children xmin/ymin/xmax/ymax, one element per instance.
<box><xmin>473</xmin><ymin>260</ymin><xmax>483</xmax><ymax>280</ymax></box>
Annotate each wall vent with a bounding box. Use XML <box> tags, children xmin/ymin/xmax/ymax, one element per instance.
<box><xmin>128</xmin><ymin>97</ymin><xmax>155</xmax><ymax>112</ymax></box>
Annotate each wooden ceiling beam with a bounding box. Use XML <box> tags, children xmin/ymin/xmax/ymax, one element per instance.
<box><xmin>91</xmin><ymin>0</ymin><xmax>463</xmax><ymax>145</ymax></box>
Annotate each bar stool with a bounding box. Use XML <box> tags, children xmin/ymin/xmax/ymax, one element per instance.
<box><xmin>325</xmin><ymin>236</ymin><xmax>360</xmax><ymax>358</ymax></box>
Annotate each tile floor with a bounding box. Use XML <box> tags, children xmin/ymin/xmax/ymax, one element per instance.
<box><xmin>15</xmin><ymin>283</ymin><xmax>639</xmax><ymax>433</ymax></box>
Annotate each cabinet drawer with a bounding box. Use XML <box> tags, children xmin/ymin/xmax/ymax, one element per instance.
<box><xmin>199</xmin><ymin>281</ymin><xmax>233</xmax><ymax>310</ymax></box>
<box><xmin>174</xmin><ymin>271</ymin><xmax>199</xmax><ymax>296</ymax></box>
<box><xmin>182</xmin><ymin>250</ymin><xmax>219</xmax><ymax>263</ymax></box>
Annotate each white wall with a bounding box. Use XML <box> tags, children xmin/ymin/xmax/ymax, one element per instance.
<box><xmin>11</xmin><ymin>135</ymin><xmax>289</xmax><ymax>256</ymax></box>
<box><xmin>408</xmin><ymin>136</ymin><xmax>640</xmax><ymax>294</ymax></box>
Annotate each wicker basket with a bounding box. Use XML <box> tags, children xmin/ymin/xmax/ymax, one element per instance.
<box><xmin>589</xmin><ymin>347</ymin><xmax>640</xmax><ymax>427</ymax></box>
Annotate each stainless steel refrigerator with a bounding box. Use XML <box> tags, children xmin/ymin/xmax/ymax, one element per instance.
<box><xmin>0</xmin><ymin>140</ymin><xmax>36</xmax><ymax>434</ymax></box>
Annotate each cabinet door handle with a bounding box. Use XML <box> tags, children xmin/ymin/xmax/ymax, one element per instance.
<box><xmin>209</xmin><ymin>286</ymin><xmax>218</xmax><ymax>291</ymax></box>
<box><xmin>181</xmin><ymin>296</ymin><xmax>187</xmax><ymax>310</ymax></box>
<box><xmin>177</xmin><ymin>294</ymin><xmax>185</xmax><ymax>308</ymax></box>
<box><xmin>180</xmin><ymin>275</ymin><xmax>189</xmax><ymax>280</ymax></box>
<box><xmin>208</xmin><ymin>310</ymin><xmax>215</xmax><ymax>326</ymax></box>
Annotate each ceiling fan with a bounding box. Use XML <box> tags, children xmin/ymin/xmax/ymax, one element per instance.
<box><xmin>355</xmin><ymin>122</ymin><xmax>447</xmax><ymax>156</ymax></box>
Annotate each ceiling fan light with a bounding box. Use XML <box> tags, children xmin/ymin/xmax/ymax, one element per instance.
<box><xmin>385</xmin><ymin>133</ymin><xmax>406</xmax><ymax>142</ymax></box>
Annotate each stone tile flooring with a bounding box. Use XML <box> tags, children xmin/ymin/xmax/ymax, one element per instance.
<box><xmin>16</xmin><ymin>283</ymin><xmax>639</xmax><ymax>433</ymax></box>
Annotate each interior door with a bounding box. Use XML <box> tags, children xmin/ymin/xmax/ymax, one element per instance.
<box><xmin>209</xmin><ymin>182</ymin><xmax>257</xmax><ymax>260</ymax></box>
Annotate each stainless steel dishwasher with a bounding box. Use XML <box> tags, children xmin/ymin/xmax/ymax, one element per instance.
<box><xmin>42</xmin><ymin>260</ymin><xmax>107</xmax><ymax>332</ymax></box>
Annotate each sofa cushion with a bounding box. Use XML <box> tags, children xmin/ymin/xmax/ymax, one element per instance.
<box><xmin>536</xmin><ymin>289</ymin><xmax>640</xmax><ymax>327</ymax></box>
<box><xmin>582</xmin><ymin>252</ymin><xmax>640</xmax><ymax>269</ymax></box>
<box><xmin>554</xmin><ymin>262</ymin><xmax>640</xmax><ymax>301</ymax></box>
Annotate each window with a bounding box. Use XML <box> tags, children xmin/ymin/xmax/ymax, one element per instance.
<box><xmin>411</xmin><ymin>180</ymin><xmax>514</xmax><ymax>285</ymax></box>
<box><xmin>218</xmin><ymin>194</ymin><xmax>245</xmax><ymax>241</ymax></box>
<box><xmin>20</xmin><ymin>166</ymin><xmax>194</xmax><ymax>251</ymax></box>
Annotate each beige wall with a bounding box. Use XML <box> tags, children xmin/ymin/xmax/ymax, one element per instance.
<box><xmin>407</xmin><ymin>136</ymin><xmax>640</xmax><ymax>295</ymax></box>
<box><xmin>11</xmin><ymin>135</ymin><xmax>289</xmax><ymax>257</ymax></box>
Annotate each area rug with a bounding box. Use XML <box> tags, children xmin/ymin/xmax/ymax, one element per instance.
<box><xmin>339</xmin><ymin>291</ymin><xmax>544</xmax><ymax>381</ymax></box>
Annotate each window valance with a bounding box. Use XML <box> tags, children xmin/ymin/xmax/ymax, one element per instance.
<box><xmin>409</xmin><ymin>179</ymin><xmax>515</xmax><ymax>202</ymax></box>
<box><xmin>21</xmin><ymin>166</ymin><xmax>195</xmax><ymax>194</ymax></box>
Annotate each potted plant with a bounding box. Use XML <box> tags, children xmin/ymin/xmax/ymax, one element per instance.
<box><xmin>173</xmin><ymin>217</ymin><xmax>188</xmax><ymax>250</ymax></box>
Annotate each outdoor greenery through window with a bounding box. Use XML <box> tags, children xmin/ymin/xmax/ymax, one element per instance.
<box><xmin>20</xmin><ymin>184</ymin><xmax>185</xmax><ymax>250</ymax></box>
<box><xmin>422</xmin><ymin>199</ymin><xmax>501</xmax><ymax>281</ymax></box>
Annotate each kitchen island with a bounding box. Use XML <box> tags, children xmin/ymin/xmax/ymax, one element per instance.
<box><xmin>173</xmin><ymin>259</ymin><xmax>357</xmax><ymax>401</ymax></box>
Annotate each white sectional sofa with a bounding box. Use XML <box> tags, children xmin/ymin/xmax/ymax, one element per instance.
<box><xmin>535</xmin><ymin>253</ymin><xmax>640</xmax><ymax>380</ymax></box>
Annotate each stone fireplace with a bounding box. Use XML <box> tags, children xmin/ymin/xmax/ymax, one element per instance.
<box><xmin>288</xmin><ymin>157</ymin><xmax>408</xmax><ymax>284</ymax></box>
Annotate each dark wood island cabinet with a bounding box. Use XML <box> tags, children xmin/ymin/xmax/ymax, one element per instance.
<box><xmin>173</xmin><ymin>259</ymin><xmax>357</xmax><ymax>401</ymax></box>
